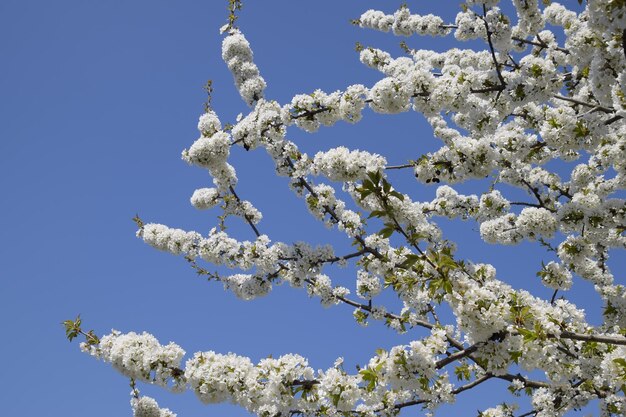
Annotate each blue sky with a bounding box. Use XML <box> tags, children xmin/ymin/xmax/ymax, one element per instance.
<box><xmin>0</xmin><ymin>1</ymin><xmax>617</xmax><ymax>416</ymax></box>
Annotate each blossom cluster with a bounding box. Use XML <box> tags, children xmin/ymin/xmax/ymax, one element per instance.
<box><xmin>221</xmin><ymin>29</ymin><xmax>266</xmax><ymax>106</ymax></box>
<box><xmin>359</xmin><ymin>7</ymin><xmax>449</xmax><ymax>37</ymax></box>
<box><xmin>183</xmin><ymin>110</ymin><xmax>237</xmax><ymax>191</ymax></box>
<box><xmin>284</xmin><ymin>85</ymin><xmax>368</xmax><ymax>132</ymax></box>
<box><xmin>86</xmin><ymin>328</ymin><xmax>463</xmax><ymax>416</ymax></box>
<box><xmin>131</xmin><ymin>396</ymin><xmax>177</xmax><ymax>417</ymax></box>
<box><xmin>82</xmin><ymin>330</ymin><xmax>186</xmax><ymax>391</ymax></box>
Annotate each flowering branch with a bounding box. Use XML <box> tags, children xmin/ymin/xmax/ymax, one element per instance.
<box><xmin>68</xmin><ymin>1</ymin><xmax>626</xmax><ymax>416</ymax></box>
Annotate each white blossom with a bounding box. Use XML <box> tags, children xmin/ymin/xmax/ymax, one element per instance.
<box><xmin>537</xmin><ymin>261</ymin><xmax>573</xmax><ymax>290</ymax></box>
<box><xmin>312</xmin><ymin>147</ymin><xmax>386</xmax><ymax>182</ymax></box>
<box><xmin>356</xmin><ymin>270</ymin><xmax>382</xmax><ymax>300</ymax></box>
<box><xmin>131</xmin><ymin>396</ymin><xmax>177</xmax><ymax>417</ymax></box>
<box><xmin>223</xmin><ymin>273</ymin><xmax>271</xmax><ymax>300</ymax></box>
<box><xmin>190</xmin><ymin>188</ymin><xmax>220</xmax><ymax>210</ymax></box>
<box><xmin>197</xmin><ymin>111</ymin><xmax>222</xmax><ymax>137</ymax></box>
<box><xmin>83</xmin><ymin>330</ymin><xmax>185</xmax><ymax>391</ymax></box>
<box><xmin>222</xmin><ymin>30</ymin><xmax>266</xmax><ymax>106</ymax></box>
<box><xmin>368</xmin><ymin>77</ymin><xmax>412</xmax><ymax>114</ymax></box>
<box><xmin>515</xmin><ymin>207</ymin><xmax>557</xmax><ymax>240</ymax></box>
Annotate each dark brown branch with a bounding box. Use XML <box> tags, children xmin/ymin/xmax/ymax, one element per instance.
<box><xmin>291</xmin><ymin>106</ymin><xmax>330</xmax><ymax>120</ymax></box>
<box><xmin>550</xmin><ymin>289</ymin><xmax>559</xmax><ymax>305</ymax></box>
<box><xmin>291</xmin><ymin>379</ymin><xmax>319</xmax><ymax>389</ymax></box>
<box><xmin>503</xmin><ymin>328</ymin><xmax>626</xmax><ymax>346</ymax></box>
<box><xmin>512</xmin><ymin>36</ymin><xmax>569</xmax><ymax>54</ymax></box>
<box><xmin>555</xmin><ymin>344</ymin><xmax>577</xmax><ymax>359</ymax></box>
<box><xmin>279</xmin><ymin>249</ymin><xmax>369</xmax><ymax>264</ymax></box>
<box><xmin>394</xmin><ymin>373</ymin><xmax>494</xmax><ymax>409</ymax></box>
<box><xmin>495</xmin><ymin>373</ymin><xmax>551</xmax><ymax>389</ymax></box>
<box><xmin>482</xmin><ymin>5</ymin><xmax>507</xmax><ymax>91</ymax></box>
<box><xmin>510</xmin><ymin>201</ymin><xmax>555</xmax><ymax>212</ymax></box>
<box><xmin>290</xmin><ymin>373</ymin><xmax>494</xmax><ymax>415</ymax></box>
<box><xmin>322</xmin><ymin>249</ymin><xmax>369</xmax><ymax>264</ymax></box>
<box><xmin>553</xmin><ymin>95</ymin><xmax>615</xmax><ymax>113</ymax></box>
<box><xmin>322</xmin><ymin>281</ymin><xmax>435</xmax><ymax>330</ymax></box>
<box><xmin>435</xmin><ymin>344</ymin><xmax>481</xmax><ymax>368</ymax></box>
<box><xmin>558</xmin><ymin>331</ymin><xmax>626</xmax><ymax>346</ymax></box>
<box><xmin>285</xmin><ymin>159</ymin><xmax>383</xmax><ymax>259</ymax></box>
<box><xmin>605</xmin><ymin>115</ymin><xmax>624</xmax><ymax>125</ymax></box>
<box><xmin>520</xmin><ymin>179</ymin><xmax>549</xmax><ymax>209</ymax></box>
<box><xmin>470</xmin><ymin>85</ymin><xmax>505</xmax><ymax>94</ymax></box>
<box><xmin>229</xmin><ymin>185</ymin><xmax>261</xmax><ymax>237</ymax></box>
<box><xmin>386</xmin><ymin>163</ymin><xmax>415</xmax><ymax>170</ymax></box>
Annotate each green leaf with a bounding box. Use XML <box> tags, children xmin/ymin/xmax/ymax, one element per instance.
<box><xmin>86</xmin><ymin>330</ymin><xmax>100</xmax><ymax>346</ymax></box>
<box><xmin>510</xmin><ymin>351</ymin><xmax>523</xmax><ymax>364</ymax></box>
<box><xmin>418</xmin><ymin>376</ymin><xmax>430</xmax><ymax>391</ymax></box>
<box><xmin>574</xmin><ymin>120</ymin><xmax>590</xmax><ymax>138</ymax></box>
<box><xmin>604</xmin><ymin>302</ymin><xmax>618</xmax><ymax>317</ymax></box>
<box><xmin>613</xmin><ymin>358</ymin><xmax>626</xmax><ymax>367</ymax></box>
<box><xmin>389</xmin><ymin>190</ymin><xmax>405</xmax><ymax>201</ymax></box>
<box><xmin>384</xmin><ymin>275</ymin><xmax>398</xmax><ymax>290</ymax></box>
<box><xmin>378</xmin><ymin>226</ymin><xmax>394</xmax><ymax>238</ymax></box>
<box><xmin>63</xmin><ymin>315</ymin><xmax>81</xmax><ymax>342</ymax></box>
<box><xmin>530</xmin><ymin>63</ymin><xmax>543</xmax><ymax>77</ymax></box>
<box><xmin>368</xmin><ymin>210</ymin><xmax>387</xmax><ymax>219</ymax></box>
<box><xmin>359</xmin><ymin>189</ymin><xmax>373</xmax><ymax>199</ymax></box>
<box><xmin>359</xmin><ymin>367</ymin><xmax>380</xmax><ymax>392</ymax></box>
<box><xmin>517</xmin><ymin>328</ymin><xmax>537</xmax><ymax>342</ymax></box>
<box><xmin>367</xmin><ymin>171</ymin><xmax>381</xmax><ymax>185</ymax></box>
<box><xmin>454</xmin><ymin>363</ymin><xmax>471</xmax><ymax>381</ymax></box>
<box><xmin>382</xmin><ymin>179</ymin><xmax>391</xmax><ymax>194</ymax></box>
<box><xmin>354</xmin><ymin>309</ymin><xmax>368</xmax><ymax>324</ymax></box>
<box><xmin>398</xmin><ymin>254</ymin><xmax>421</xmax><ymax>269</ymax></box>
<box><xmin>439</xmin><ymin>254</ymin><xmax>458</xmax><ymax>270</ymax></box>
<box><xmin>547</xmin><ymin>117</ymin><xmax>561</xmax><ymax>129</ymax></box>
<box><xmin>361</xmin><ymin>179</ymin><xmax>375</xmax><ymax>191</ymax></box>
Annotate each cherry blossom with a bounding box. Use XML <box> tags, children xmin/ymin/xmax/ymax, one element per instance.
<box><xmin>66</xmin><ymin>1</ymin><xmax>626</xmax><ymax>416</ymax></box>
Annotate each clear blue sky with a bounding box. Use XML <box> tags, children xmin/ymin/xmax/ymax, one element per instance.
<box><xmin>0</xmin><ymin>1</ymin><xmax>614</xmax><ymax>416</ymax></box>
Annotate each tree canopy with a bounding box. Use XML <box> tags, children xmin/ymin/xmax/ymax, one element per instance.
<box><xmin>66</xmin><ymin>1</ymin><xmax>626</xmax><ymax>416</ymax></box>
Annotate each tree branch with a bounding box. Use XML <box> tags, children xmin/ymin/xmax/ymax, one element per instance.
<box><xmin>229</xmin><ymin>185</ymin><xmax>261</xmax><ymax>237</ymax></box>
<box><xmin>482</xmin><ymin>5</ymin><xmax>507</xmax><ymax>92</ymax></box>
<box><xmin>557</xmin><ymin>331</ymin><xmax>626</xmax><ymax>346</ymax></box>
<box><xmin>553</xmin><ymin>95</ymin><xmax>615</xmax><ymax>113</ymax></box>
<box><xmin>511</xmin><ymin>36</ymin><xmax>569</xmax><ymax>54</ymax></box>
<box><xmin>386</xmin><ymin>163</ymin><xmax>415</xmax><ymax>170</ymax></box>
<box><xmin>394</xmin><ymin>373</ymin><xmax>494</xmax><ymax>409</ymax></box>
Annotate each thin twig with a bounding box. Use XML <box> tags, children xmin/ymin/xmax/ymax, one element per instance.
<box><xmin>512</xmin><ymin>36</ymin><xmax>569</xmax><ymax>54</ymax></box>
<box><xmin>553</xmin><ymin>95</ymin><xmax>614</xmax><ymax>113</ymax></box>
<box><xmin>550</xmin><ymin>289</ymin><xmax>559</xmax><ymax>305</ymax></box>
<box><xmin>386</xmin><ymin>163</ymin><xmax>415</xmax><ymax>170</ymax></box>
<box><xmin>482</xmin><ymin>5</ymin><xmax>507</xmax><ymax>92</ymax></box>
<box><xmin>394</xmin><ymin>374</ymin><xmax>494</xmax><ymax>409</ymax></box>
<box><xmin>229</xmin><ymin>185</ymin><xmax>261</xmax><ymax>237</ymax></box>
